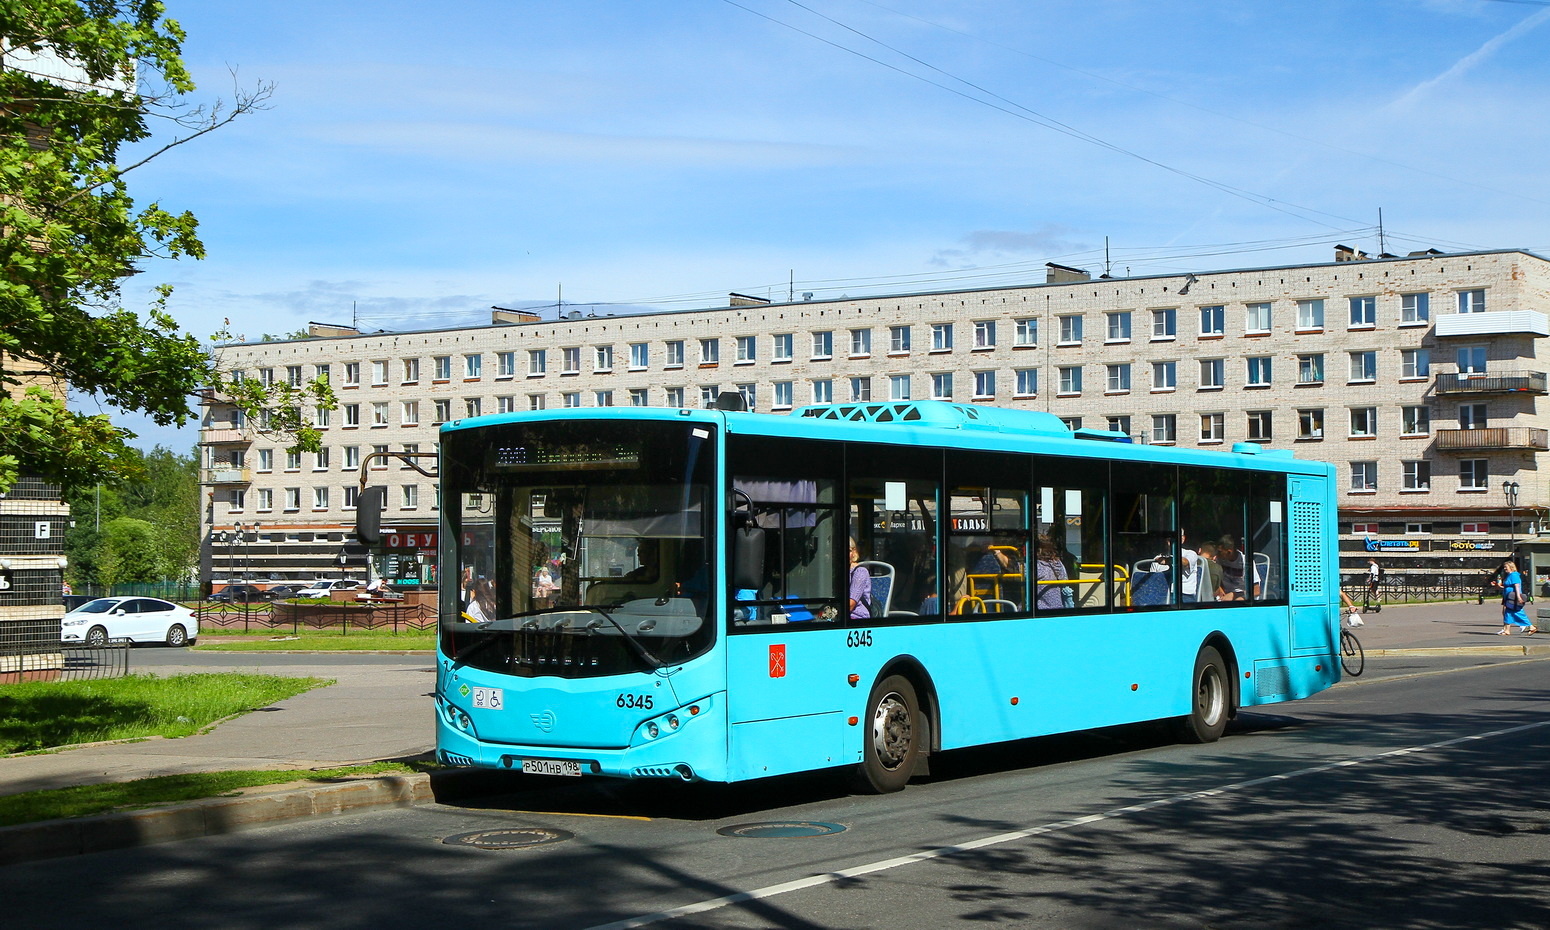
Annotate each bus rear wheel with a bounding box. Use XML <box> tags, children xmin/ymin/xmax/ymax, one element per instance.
<box><xmin>1174</xmin><ymin>645</ymin><xmax>1230</xmax><ymax>744</ymax></box>
<box><xmin>853</xmin><ymin>675</ymin><xmax>921</xmax><ymax>794</ymax></box>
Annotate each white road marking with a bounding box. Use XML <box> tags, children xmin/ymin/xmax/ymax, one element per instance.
<box><xmin>585</xmin><ymin>719</ymin><xmax>1550</xmax><ymax>930</ymax></box>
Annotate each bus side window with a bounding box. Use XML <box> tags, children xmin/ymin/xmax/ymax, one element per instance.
<box><xmin>1035</xmin><ymin>456</ymin><xmax>1108</xmax><ymax>613</ymax></box>
<box><xmin>847</xmin><ymin>444</ymin><xmax>940</xmax><ymax>621</ymax></box>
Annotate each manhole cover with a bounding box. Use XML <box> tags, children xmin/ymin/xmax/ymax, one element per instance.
<box><xmin>716</xmin><ymin>821</ymin><xmax>847</xmax><ymax>838</ymax></box>
<box><xmin>443</xmin><ymin>827</ymin><xmax>575</xmax><ymax>849</ymax></box>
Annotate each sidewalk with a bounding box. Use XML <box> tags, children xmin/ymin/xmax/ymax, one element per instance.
<box><xmin>2</xmin><ymin>602</ymin><xmax>1545</xmax><ymax>865</ymax></box>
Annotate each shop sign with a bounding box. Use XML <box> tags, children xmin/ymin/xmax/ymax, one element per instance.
<box><xmin>1447</xmin><ymin>539</ymin><xmax>1498</xmax><ymax>551</ymax></box>
<box><xmin>384</xmin><ymin>531</ymin><xmax>437</xmax><ymax>550</ymax></box>
<box><xmin>1364</xmin><ymin>539</ymin><xmax>1420</xmax><ymax>551</ymax></box>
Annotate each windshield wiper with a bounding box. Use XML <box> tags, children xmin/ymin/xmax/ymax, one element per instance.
<box><xmin>452</xmin><ymin>604</ymin><xmax>665</xmax><ymax>671</ymax></box>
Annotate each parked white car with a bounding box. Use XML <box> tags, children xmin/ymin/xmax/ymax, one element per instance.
<box><xmin>295</xmin><ymin>579</ymin><xmax>362</xmax><ymax>598</ymax></box>
<box><xmin>60</xmin><ymin>597</ymin><xmax>198</xmax><ymax>647</ymax></box>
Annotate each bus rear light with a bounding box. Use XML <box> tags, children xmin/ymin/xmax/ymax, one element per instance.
<box><xmin>666</xmin><ymin>714</ymin><xmax>680</xmax><ymax>730</ymax></box>
<box><xmin>1245</xmin><ymin>671</ymin><xmax>1253</xmax><ymax>678</ymax></box>
<box><xmin>848</xmin><ymin>716</ymin><xmax>859</xmax><ymax>726</ymax></box>
<box><xmin>688</xmin><ymin>705</ymin><xmax>700</xmax><ymax>715</ymax></box>
<box><xmin>646</xmin><ymin>722</ymin><xmax>660</xmax><ymax>739</ymax></box>
<box><xmin>1010</xmin><ymin>697</ymin><xmax>1019</xmax><ymax>705</ymax></box>
<box><xmin>847</xmin><ymin>674</ymin><xmax>860</xmax><ymax>686</ymax></box>
<box><xmin>1131</xmin><ymin>684</ymin><xmax>1139</xmax><ymax>691</ymax></box>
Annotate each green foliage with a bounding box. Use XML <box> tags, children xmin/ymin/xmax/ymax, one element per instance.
<box><xmin>0</xmin><ymin>2</ymin><xmax>327</xmax><ymax>492</ymax></box>
<box><xmin>62</xmin><ymin>443</ymin><xmax>199</xmax><ymax>586</ymax></box>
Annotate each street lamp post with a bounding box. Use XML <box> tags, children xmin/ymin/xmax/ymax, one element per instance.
<box><xmin>1503</xmin><ymin>481</ymin><xmax>1521</xmax><ymax>569</ymax></box>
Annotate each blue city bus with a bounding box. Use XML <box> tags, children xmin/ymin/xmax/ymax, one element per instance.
<box><xmin>424</xmin><ymin>400</ymin><xmax>1340</xmax><ymax>792</ymax></box>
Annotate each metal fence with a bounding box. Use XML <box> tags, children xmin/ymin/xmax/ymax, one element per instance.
<box><xmin>195</xmin><ymin>600</ymin><xmax>437</xmax><ymax>634</ymax></box>
<box><xmin>72</xmin><ymin>581</ymin><xmax>202</xmax><ymax>603</ymax></box>
<box><xmin>1342</xmin><ymin>573</ymin><xmax>1498</xmax><ymax>605</ymax></box>
<box><xmin>60</xmin><ymin>639</ymin><xmax>131</xmax><ymax>681</ymax></box>
<box><xmin>0</xmin><ymin>622</ymin><xmax>129</xmax><ymax>683</ymax></box>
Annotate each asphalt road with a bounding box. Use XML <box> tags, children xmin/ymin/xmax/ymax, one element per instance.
<box><xmin>6</xmin><ymin>653</ymin><xmax>1548</xmax><ymax>929</ymax></box>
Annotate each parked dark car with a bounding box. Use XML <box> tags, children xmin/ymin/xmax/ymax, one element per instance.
<box><xmin>264</xmin><ymin>584</ymin><xmax>300</xmax><ymax>601</ymax></box>
<box><xmin>209</xmin><ymin>583</ymin><xmax>272</xmax><ymax>603</ymax></box>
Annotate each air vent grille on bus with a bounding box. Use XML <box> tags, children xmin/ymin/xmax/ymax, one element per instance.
<box><xmin>1291</xmin><ymin>500</ymin><xmax>1324</xmax><ymax>593</ymax></box>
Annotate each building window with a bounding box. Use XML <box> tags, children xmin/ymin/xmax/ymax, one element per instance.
<box><xmin>563</xmin><ymin>392</ymin><xmax>581</xmax><ymax>408</ymax></box>
<box><xmin>256</xmin><ymin>488</ymin><xmax>273</xmax><ymax>511</ymax></box>
<box><xmin>629</xmin><ymin>343</ymin><xmax>649</xmax><ymax>370</ymax></box>
<box><xmin>1401</xmin><ymin>292</ymin><xmax>1430</xmax><ymax>324</ymax></box>
<box><xmin>343</xmin><ymin>446</ymin><xmax>359</xmax><ymax>470</ymax></box>
<box><xmin>492</xmin><ymin>395</ymin><xmax>514</xmax><ymax>413</ymax></box>
<box><xmin>1107</xmin><ymin>415</ymin><xmax>1131</xmax><ymax>435</ymax></box>
<box><xmin>433</xmin><ymin>399</ymin><xmax>451</xmax><ymax>424</ymax></box>
<box><xmin>1199</xmin><ymin>305</ymin><xmax>1225</xmax><ymax>336</ymax></box>
<box><xmin>890</xmin><ymin>374</ymin><xmax>911</xmax><ymax>401</ymax></box>
<box><xmin>284</xmin><ymin>487</ymin><xmax>301</xmax><ymax>511</ymax></box>
<box><xmin>343</xmin><ymin>403</ymin><xmax>360</xmax><ymax>427</ymax></box>
<box><xmin>498</xmin><ymin>351</ymin><xmax>517</xmax><ymax>378</ymax></box>
<box><xmin>402</xmin><ymin>485</ymin><xmax>418</xmax><ymax>509</ymax></box>
<box><xmin>1200</xmin><ymin>413</ymin><xmax>1225</xmax><ymax>443</ymax></box>
<box><xmin>1352</xmin><ymin>523</ymin><xmax>1379</xmax><ymax>535</ymax></box>
<box><xmin>1152</xmin><ymin>360</ymin><xmax>1176</xmax><ymax>391</ymax></box>
<box><xmin>313</xmin><ymin>487</ymin><xmax>329</xmax><ymax>510</ymax></box>
<box><xmin>1106</xmin><ymin>363</ymin><xmax>1131</xmax><ymax>393</ymax></box>
<box><xmin>434</xmin><ymin>356</ymin><xmax>452</xmax><ymax>380</ymax></box>
<box><xmin>773</xmin><ymin>381</ymin><xmax>793</xmax><ymax>409</ymax></box>
<box><xmin>1457</xmin><ymin>345</ymin><xmax>1487</xmax><ymax>375</ymax></box>
<box><xmin>1247</xmin><ymin>410</ymin><xmax>1272</xmax><ymax>441</ymax></box>
<box><xmin>372</xmin><ymin>401</ymin><xmax>388</xmax><ymax>426</ymax></box>
<box><xmin>1458</xmin><ymin>289</ymin><xmax>1487</xmax><ymax>313</ymax></box>
<box><xmin>1461</xmin><ymin>521</ymin><xmax>1489</xmax><ymax>535</ymax></box>
<box><xmin>1151</xmin><ymin>414</ymin><xmax>1177</xmax><ymax>444</ymax></box>
<box><xmin>1058</xmin><ymin>366</ymin><xmax>1082</xmax><ymax>395</ymax></box>
<box><xmin>850</xmin><ymin>328</ymin><xmax>871</xmax><ymax>356</ymax></box>
<box><xmin>1349</xmin><ymin>350</ymin><xmax>1377</xmax><ymax>382</ymax></box>
<box><xmin>1402</xmin><ymin>461</ymin><xmax>1431</xmax><ymax>491</ymax></box>
<box><xmin>341</xmin><ymin>363</ymin><xmax>358</xmax><ymax>386</ymax></box>
<box><xmin>1460</xmin><ymin>459</ymin><xmax>1488</xmax><ymax>490</ymax></box>
<box><xmin>737</xmin><ymin>384</ymin><xmax>756</xmax><ymax>411</ymax></box>
<box><xmin>931</xmin><ymin>323</ymin><xmax>953</xmax><ymax>352</ymax></box>
<box><xmin>700</xmin><ymin>338</ymin><xmax>720</xmax><ymax>364</ymax></box>
<box><xmin>529</xmin><ymin>394</ymin><xmax>546</xmax><ymax>410</ymax></box>
<box><xmin>1348</xmin><ymin>296</ymin><xmax>1376</xmax><ymax>328</ymax></box>
<box><xmin>1401</xmin><ymin>349</ymin><xmax>1430</xmax><ymax>379</ymax></box>
<box><xmin>1298</xmin><ymin>354</ymin><xmax>1324</xmax><ymax>385</ymax></box>
<box><xmin>1148</xmin><ymin>307</ymin><xmax>1176</xmax><ymax>340</ymax></box>
<box><xmin>1014</xmin><ymin>368</ymin><xmax>1036</xmax><ymax>397</ymax></box>
<box><xmin>1295</xmin><ymin>298</ymin><xmax>1324</xmax><ymax>330</ymax></box>
<box><xmin>973</xmin><ymin>320</ymin><xmax>996</xmax><ymax>349</ymax></box>
<box><xmin>1060</xmin><ymin>416</ymin><xmax>1083</xmax><ymax>431</ymax></box>
<box><xmin>1402</xmin><ymin>406</ymin><xmax>1431</xmax><ymax>436</ymax></box>
<box><xmin>342</xmin><ymin>486</ymin><xmax>358</xmax><ymax>510</ymax></box>
<box><xmin>402</xmin><ymin>358</ymin><xmax>419</xmax><ymax>383</ymax></box>
<box><xmin>229</xmin><ymin>488</ymin><xmax>245</xmax><ymax>511</ymax></box>
<box><xmin>1246</xmin><ymin>302</ymin><xmax>1272</xmax><ymax>333</ymax></box>
<box><xmin>1015</xmin><ymin>318</ymin><xmax>1038</xmax><ymax>346</ymax></box>
<box><xmin>663</xmin><ymin>387</ymin><xmax>683</xmax><ymax>407</ymax></box>
<box><xmin>665</xmin><ymin>341</ymin><xmax>685</xmax><ymax>368</ymax></box>
<box><xmin>465</xmin><ymin>397</ymin><xmax>481</xmax><ymax>417</ymax></box>
<box><xmin>594</xmin><ymin>345</ymin><xmax>613</xmax><ymax>372</ymax></box>
<box><xmin>1105</xmin><ymin>311</ymin><xmax>1131</xmax><ymax>343</ymax></box>
<box><xmin>315</xmin><ymin>405</ymin><xmax>330</xmax><ymax>428</ymax></box>
<box><xmin>812</xmin><ymin>331</ymin><xmax>833</xmax><ymax>359</ymax></box>
<box><xmin>1199</xmin><ymin>358</ymin><xmax>1224</xmax><ymax>390</ymax></box>
<box><xmin>556</xmin><ymin>347</ymin><xmax>577</xmax><ymax>374</ymax></box>
<box><xmin>1406</xmin><ymin>522</ymin><xmax>1433</xmax><ymax>535</ymax></box>
<box><xmin>1298</xmin><ymin>408</ymin><xmax>1324</xmax><ymax>439</ymax></box>
<box><xmin>595</xmin><ymin>390</ymin><xmax>613</xmax><ymax>407</ymax></box>
<box><xmin>812</xmin><ymin>379</ymin><xmax>833</xmax><ymax>404</ymax></box>
<box><xmin>287</xmin><ymin>365</ymin><xmax>303</xmax><ymax>387</ymax></box>
<box><xmin>773</xmin><ymin>333</ymin><xmax>793</xmax><ymax>362</ymax></box>
<box><xmin>314</xmin><ymin>447</ymin><xmax>330</xmax><ymax>471</ymax></box>
<box><xmin>1350</xmin><ymin>407</ymin><xmax>1377</xmax><ymax>438</ymax></box>
<box><xmin>527</xmin><ymin>349</ymin><xmax>546</xmax><ymax>375</ymax></box>
<box><xmin>973</xmin><ymin>370</ymin><xmax>996</xmax><ymax>399</ymax></box>
<box><xmin>889</xmin><ymin>326</ymin><xmax>911</xmax><ymax>354</ymax></box>
<box><xmin>698</xmin><ymin>386</ymin><xmax>718</xmax><ymax>408</ymax></box>
<box><xmin>849</xmin><ymin>377</ymin><xmax>871</xmax><ymax>402</ymax></box>
<box><xmin>1058</xmin><ymin>314</ymin><xmax>1083</xmax><ymax>345</ymax></box>
<box><xmin>369</xmin><ymin>361</ymin><xmax>386</xmax><ymax>385</ymax></box>
<box><xmin>1247</xmin><ymin>356</ymin><xmax>1272</xmax><ymax>386</ymax></box>
<box><xmin>1350</xmin><ymin>462</ymin><xmax>1377</xmax><ymax>492</ymax></box>
<box><xmin>932</xmin><ymin>372</ymin><xmax>954</xmax><ymax>399</ymax></box>
<box><xmin>735</xmin><ymin>335</ymin><xmax>756</xmax><ymax>363</ymax></box>
<box><xmin>257</xmin><ymin>448</ymin><xmax>273</xmax><ymax>472</ymax></box>
<box><xmin>627</xmin><ymin>388</ymin><xmax>648</xmax><ymax>408</ymax></box>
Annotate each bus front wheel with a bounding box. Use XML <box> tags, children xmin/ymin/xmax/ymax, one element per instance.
<box><xmin>853</xmin><ymin>675</ymin><xmax>921</xmax><ymax>794</ymax></box>
<box><xmin>1174</xmin><ymin>645</ymin><xmax>1230</xmax><ymax>744</ymax></box>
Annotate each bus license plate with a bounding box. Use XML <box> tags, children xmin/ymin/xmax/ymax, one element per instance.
<box><xmin>522</xmin><ymin>759</ymin><xmax>582</xmax><ymax>777</ymax></box>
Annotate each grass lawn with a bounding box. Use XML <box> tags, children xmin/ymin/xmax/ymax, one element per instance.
<box><xmin>196</xmin><ymin>631</ymin><xmax>435</xmax><ymax>651</ymax></box>
<box><xmin>0</xmin><ymin>673</ymin><xmax>329</xmax><ymax>754</ymax></box>
<box><xmin>0</xmin><ymin>761</ymin><xmax>433</xmax><ymax>827</ymax></box>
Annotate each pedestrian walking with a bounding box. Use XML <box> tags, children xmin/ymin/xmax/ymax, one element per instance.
<box><xmin>1497</xmin><ymin>559</ymin><xmax>1538</xmax><ymax>636</ymax></box>
<box><xmin>1364</xmin><ymin>557</ymin><xmax>1383</xmax><ymax>613</ymax></box>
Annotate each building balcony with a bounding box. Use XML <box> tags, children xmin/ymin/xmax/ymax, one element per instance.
<box><xmin>201</xmin><ymin>467</ymin><xmax>252</xmax><ymax>485</ymax></box>
<box><xmin>1434</xmin><ymin>310</ymin><xmax>1550</xmax><ymax>338</ymax></box>
<box><xmin>1434</xmin><ymin>428</ymin><xmax>1550</xmax><ymax>452</ymax></box>
<box><xmin>1433</xmin><ymin>370</ymin><xmax>1549</xmax><ymax>396</ymax></box>
<box><xmin>200</xmin><ymin>428</ymin><xmax>252</xmax><ymax>445</ymax></box>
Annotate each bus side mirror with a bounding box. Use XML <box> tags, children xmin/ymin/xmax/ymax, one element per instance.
<box><xmin>732</xmin><ymin>524</ymin><xmax>765</xmax><ymax>591</ymax></box>
<box><xmin>355</xmin><ymin>487</ymin><xmax>387</xmax><ymax>545</ymax></box>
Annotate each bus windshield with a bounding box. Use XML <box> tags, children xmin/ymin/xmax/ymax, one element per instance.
<box><xmin>440</xmin><ymin>418</ymin><xmax>717</xmax><ymax>678</ymax></box>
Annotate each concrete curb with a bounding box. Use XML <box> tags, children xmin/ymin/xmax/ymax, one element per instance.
<box><xmin>0</xmin><ymin>773</ymin><xmax>433</xmax><ymax>867</ymax></box>
<box><xmin>1368</xmin><ymin>644</ymin><xmax>1550</xmax><ymax>658</ymax></box>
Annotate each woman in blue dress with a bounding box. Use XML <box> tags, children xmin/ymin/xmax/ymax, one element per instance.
<box><xmin>1498</xmin><ymin>560</ymin><xmax>1538</xmax><ymax>635</ymax></box>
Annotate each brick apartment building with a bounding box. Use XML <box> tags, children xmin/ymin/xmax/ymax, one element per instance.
<box><xmin>198</xmin><ymin>246</ymin><xmax>1550</xmax><ymax>592</ymax></box>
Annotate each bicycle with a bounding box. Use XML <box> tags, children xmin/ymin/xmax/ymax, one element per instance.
<box><xmin>1339</xmin><ymin>626</ymin><xmax>1365</xmax><ymax>677</ymax></box>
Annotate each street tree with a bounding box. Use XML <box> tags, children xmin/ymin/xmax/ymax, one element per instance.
<box><xmin>0</xmin><ymin>0</ymin><xmax>329</xmax><ymax>494</ymax></box>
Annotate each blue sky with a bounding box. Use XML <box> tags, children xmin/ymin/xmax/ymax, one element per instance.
<box><xmin>102</xmin><ymin>0</ymin><xmax>1550</xmax><ymax>450</ymax></box>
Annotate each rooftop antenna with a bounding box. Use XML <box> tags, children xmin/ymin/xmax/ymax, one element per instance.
<box><xmin>789</xmin><ymin>269</ymin><xmax>794</xmax><ymax>303</ymax></box>
<box><xmin>1104</xmin><ymin>237</ymin><xmax>1111</xmax><ymax>278</ymax></box>
<box><xmin>557</xmin><ymin>283</ymin><xmax>562</xmax><ymax>320</ymax></box>
<box><xmin>1378</xmin><ymin>208</ymin><xmax>1386</xmax><ymax>255</ymax></box>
